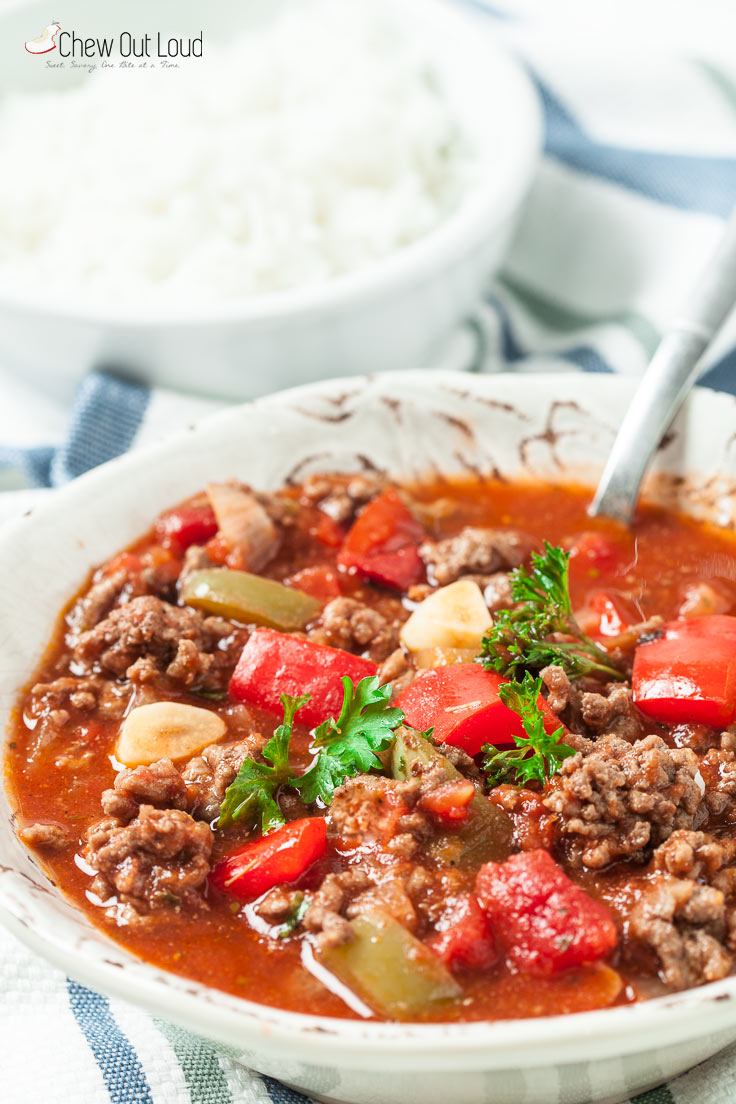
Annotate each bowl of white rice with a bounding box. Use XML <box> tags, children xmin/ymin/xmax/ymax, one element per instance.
<box><xmin>0</xmin><ymin>0</ymin><xmax>541</xmax><ymax>399</ymax></box>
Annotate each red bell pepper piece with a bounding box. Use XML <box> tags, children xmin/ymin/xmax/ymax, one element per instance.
<box><xmin>394</xmin><ymin>664</ymin><xmax>565</xmax><ymax>756</ymax></box>
<box><xmin>427</xmin><ymin>893</ymin><xmax>497</xmax><ymax>971</ymax></box>
<box><xmin>476</xmin><ymin>849</ymin><xmax>617</xmax><ymax>976</ymax></box>
<box><xmin>285</xmin><ymin>566</ymin><xmax>342</xmax><ymax>604</ymax></box>
<box><xmin>632</xmin><ymin>615</ymin><xmax>736</xmax><ymax>727</ymax></box>
<box><xmin>337</xmin><ymin>490</ymin><xmax>424</xmax><ymax>590</ymax></box>
<box><xmin>229</xmin><ymin>628</ymin><xmax>377</xmax><ymax>728</ymax></box>
<box><xmin>155</xmin><ymin>505</ymin><xmax>218</xmax><ymax>552</ymax></box>
<box><xmin>210</xmin><ymin>817</ymin><xmax>327</xmax><ymax>901</ymax></box>
<box><xmin>417</xmin><ymin>780</ymin><xmax>475</xmax><ymax>823</ymax></box>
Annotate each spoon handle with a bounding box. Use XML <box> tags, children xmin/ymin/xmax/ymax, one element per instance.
<box><xmin>590</xmin><ymin>207</ymin><xmax>736</xmax><ymax>523</ymax></box>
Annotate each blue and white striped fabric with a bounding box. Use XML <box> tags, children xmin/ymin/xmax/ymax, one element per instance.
<box><xmin>3</xmin><ymin>1</ymin><xmax>736</xmax><ymax>1101</ymax></box>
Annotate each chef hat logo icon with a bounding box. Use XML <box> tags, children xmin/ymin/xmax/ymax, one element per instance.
<box><xmin>25</xmin><ymin>22</ymin><xmax>61</xmax><ymax>54</ymax></box>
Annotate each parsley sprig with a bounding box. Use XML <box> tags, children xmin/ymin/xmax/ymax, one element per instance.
<box><xmin>478</xmin><ymin>541</ymin><xmax>624</xmax><ymax>681</ymax></box>
<box><xmin>218</xmin><ymin>693</ymin><xmax>309</xmax><ymax>833</ymax></box>
<box><xmin>218</xmin><ymin>677</ymin><xmax>405</xmax><ymax>832</ymax></box>
<box><xmin>294</xmin><ymin>677</ymin><xmax>404</xmax><ymax>805</ymax></box>
<box><xmin>482</xmin><ymin>673</ymin><xmax>576</xmax><ymax>787</ymax></box>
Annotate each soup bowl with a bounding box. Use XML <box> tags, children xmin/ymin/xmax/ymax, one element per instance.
<box><xmin>2</xmin><ymin>371</ymin><xmax>736</xmax><ymax>1104</ymax></box>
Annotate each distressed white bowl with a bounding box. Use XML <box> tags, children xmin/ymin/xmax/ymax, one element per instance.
<box><xmin>2</xmin><ymin>372</ymin><xmax>736</xmax><ymax>1104</ymax></box>
<box><xmin>0</xmin><ymin>0</ymin><xmax>541</xmax><ymax>400</ymax></box>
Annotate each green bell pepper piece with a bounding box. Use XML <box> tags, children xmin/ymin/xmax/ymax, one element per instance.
<box><xmin>181</xmin><ymin>568</ymin><xmax>321</xmax><ymax>631</ymax></box>
<box><xmin>318</xmin><ymin>909</ymin><xmax>461</xmax><ymax>1019</ymax></box>
<box><xmin>392</xmin><ymin>729</ymin><xmax>512</xmax><ymax>867</ymax></box>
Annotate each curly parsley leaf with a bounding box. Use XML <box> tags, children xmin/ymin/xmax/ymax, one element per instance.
<box><xmin>218</xmin><ymin>693</ymin><xmax>309</xmax><ymax>833</ymax></box>
<box><xmin>219</xmin><ymin>678</ymin><xmax>405</xmax><ymax>828</ymax></box>
<box><xmin>478</xmin><ymin>541</ymin><xmax>624</xmax><ymax>681</ymax></box>
<box><xmin>293</xmin><ymin>676</ymin><xmax>404</xmax><ymax>805</ymax></box>
<box><xmin>481</xmin><ymin>672</ymin><xmax>576</xmax><ymax>787</ymax></box>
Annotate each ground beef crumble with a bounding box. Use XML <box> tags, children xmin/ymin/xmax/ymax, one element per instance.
<box><xmin>419</xmin><ymin>527</ymin><xmax>535</xmax><ymax>586</ymax></box>
<box><xmin>85</xmin><ymin>804</ymin><xmax>212</xmax><ymax>921</ymax></box>
<box><xmin>308</xmin><ymin>597</ymin><xmax>398</xmax><ymax>661</ymax></box>
<box><xmin>378</xmin><ymin>648</ymin><xmax>416</xmax><ymax>695</ymax></box>
<box><xmin>254</xmin><ymin>886</ymin><xmax>305</xmax><ymax>925</ymax></box>
<box><xmin>19</xmin><ymin>822</ymin><xmax>72</xmax><ymax>850</ymax></box>
<box><xmin>722</xmin><ymin>729</ymin><xmax>736</xmax><ymax>754</ymax></box>
<box><xmin>699</xmin><ymin>748</ymin><xmax>736</xmax><ymax>821</ymax></box>
<box><xmin>178</xmin><ymin>545</ymin><xmax>212</xmax><ymax>588</ymax></box>
<box><xmin>302</xmin><ymin>869</ymin><xmax>373</xmax><ymax>949</ymax></box>
<box><xmin>579</xmin><ymin>684</ymin><xmax>644</xmax><ymax>742</ymax></box>
<box><xmin>101</xmin><ymin>759</ymin><xmax>189</xmax><ymax>822</ymax></box>
<box><xmin>73</xmin><ymin>595</ymin><xmax>244</xmax><ymax>691</ymax></box>
<box><xmin>328</xmin><ymin>776</ymin><xmax>424</xmax><ymax>851</ymax></box>
<box><xmin>440</xmin><ymin>743</ymin><xmax>481</xmax><ymax>782</ymax></box>
<box><xmin>540</xmin><ymin>665</ymin><xmax>643</xmax><ymax>744</ymax></box>
<box><xmin>627</xmin><ymin>830</ymin><xmax>736</xmax><ymax>989</ymax></box>
<box><xmin>653</xmin><ymin>829</ymin><xmax>736</xmax><ymax>881</ymax></box>
<box><xmin>29</xmin><ymin>675</ymin><xmax>129</xmax><ymax>721</ymax></box>
<box><xmin>301</xmin><ymin>473</ymin><xmax>386</xmax><ymax>525</ymax></box>
<box><xmin>629</xmin><ymin>876</ymin><xmax>733</xmax><ymax>989</ymax></box>
<box><xmin>65</xmin><ymin>569</ymin><xmax>146</xmax><ymax>643</ymax></box>
<box><xmin>182</xmin><ymin>735</ymin><xmax>265</xmax><ymax>822</ymax></box>
<box><xmin>344</xmin><ymin>872</ymin><xmax>419</xmax><ymax>931</ymax></box>
<box><xmin>540</xmin><ymin>664</ymin><xmax>578</xmax><ymax>717</ymax></box>
<box><xmin>300</xmin><ymin>857</ymin><xmax>454</xmax><ymax>951</ymax></box>
<box><xmin>544</xmin><ymin>734</ymin><xmax>706</xmax><ymax>869</ymax></box>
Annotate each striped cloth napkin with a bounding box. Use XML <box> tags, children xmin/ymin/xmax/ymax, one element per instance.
<box><xmin>3</xmin><ymin>1</ymin><xmax>736</xmax><ymax>1102</ymax></box>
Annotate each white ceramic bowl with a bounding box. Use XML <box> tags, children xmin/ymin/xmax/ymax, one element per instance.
<box><xmin>3</xmin><ymin>372</ymin><xmax>736</xmax><ymax>1104</ymax></box>
<box><xmin>0</xmin><ymin>0</ymin><xmax>541</xmax><ymax>400</ymax></box>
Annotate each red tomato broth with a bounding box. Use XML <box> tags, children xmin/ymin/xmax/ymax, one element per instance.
<box><xmin>6</xmin><ymin>476</ymin><xmax>736</xmax><ymax>1022</ymax></box>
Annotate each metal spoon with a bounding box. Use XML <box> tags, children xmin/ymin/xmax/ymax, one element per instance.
<box><xmin>590</xmin><ymin>207</ymin><xmax>736</xmax><ymax>524</ymax></box>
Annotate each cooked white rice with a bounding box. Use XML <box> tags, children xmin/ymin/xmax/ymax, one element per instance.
<box><xmin>0</xmin><ymin>1</ymin><xmax>472</xmax><ymax>306</ymax></box>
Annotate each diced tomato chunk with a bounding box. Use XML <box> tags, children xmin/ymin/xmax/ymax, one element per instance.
<box><xmin>229</xmin><ymin>628</ymin><xmax>377</xmax><ymax>728</ymax></box>
<box><xmin>205</xmin><ymin>532</ymin><xmax>251</xmax><ymax>571</ymax></box>
<box><xmin>155</xmin><ymin>505</ymin><xmax>218</xmax><ymax>552</ymax></box>
<box><xmin>310</xmin><ymin>512</ymin><xmax>345</xmax><ymax>549</ymax></box>
<box><xmin>394</xmin><ymin>664</ymin><xmax>565</xmax><ymax>756</ymax></box>
<box><xmin>577</xmin><ymin>589</ymin><xmax>636</xmax><ymax>639</ymax></box>
<box><xmin>632</xmin><ymin>615</ymin><xmax>736</xmax><ymax>727</ymax></box>
<box><xmin>488</xmin><ymin>785</ymin><xmax>557</xmax><ymax>851</ymax></box>
<box><xmin>210</xmin><ymin>818</ymin><xmax>327</xmax><ymax>901</ymax></box>
<box><xmin>204</xmin><ymin>532</ymin><xmax>230</xmax><ymax>566</ymax></box>
<box><xmin>285</xmin><ymin>566</ymin><xmax>342</xmax><ymax>604</ymax></box>
<box><xmin>100</xmin><ymin>551</ymin><xmax>143</xmax><ymax>577</ymax></box>
<box><xmin>567</xmin><ymin>530</ymin><xmax>628</xmax><ymax>577</ymax></box>
<box><xmin>427</xmin><ymin>894</ymin><xmax>497</xmax><ymax>971</ymax></box>
<box><xmin>418</xmin><ymin>780</ymin><xmax>475</xmax><ymax>823</ymax></box>
<box><xmin>476</xmin><ymin>850</ymin><xmax>617</xmax><ymax>976</ymax></box>
<box><xmin>337</xmin><ymin>490</ymin><xmax>424</xmax><ymax>590</ymax></box>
